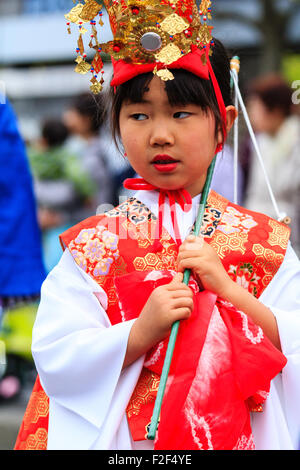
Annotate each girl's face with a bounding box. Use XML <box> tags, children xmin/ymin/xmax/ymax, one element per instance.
<box><xmin>119</xmin><ymin>75</ymin><xmax>236</xmax><ymax>198</ymax></box>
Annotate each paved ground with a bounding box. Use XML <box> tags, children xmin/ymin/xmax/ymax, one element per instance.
<box><xmin>0</xmin><ymin>385</ymin><xmax>31</xmax><ymax>450</ymax></box>
<box><xmin>0</xmin><ymin>350</ymin><xmax>37</xmax><ymax>450</ymax></box>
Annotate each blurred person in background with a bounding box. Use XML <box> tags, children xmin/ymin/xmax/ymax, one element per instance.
<box><xmin>0</xmin><ymin>98</ymin><xmax>46</xmax><ymax>402</ymax></box>
<box><xmin>63</xmin><ymin>92</ymin><xmax>115</xmax><ymax>210</ymax></box>
<box><xmin>243</xmin><ymin>74</ymin><xmax>300</xmax><ymax>254</ymax></box>
<box><xmin>28</xmin><ymin>118</ymin><xmax>97</xmax><ymax>273</ymax></box>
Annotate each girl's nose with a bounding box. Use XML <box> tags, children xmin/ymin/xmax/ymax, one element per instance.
<box><xmin>149</xmin><ymin>122</ymin><xmax>175</xmax><ymax>147</ymax></box>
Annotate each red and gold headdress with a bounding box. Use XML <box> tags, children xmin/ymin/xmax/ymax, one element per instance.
<box><xmin>65</xmin><ymin>0</ymin><xmax>226</xmax><ymax>134</ymax></box>
<box><xmin>65</xmin><ymin>0</ymin><xmax>214</xmax><ymax>88</ymax></box>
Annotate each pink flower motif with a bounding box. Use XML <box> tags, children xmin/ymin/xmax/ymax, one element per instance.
<box><xmin>227</xmin><ymin>263</ymin><xmax>260</xmax><ymax>296</ymax></box>
<box><xmin>71</xmin><ymin>249</ymin><xmax>88</xmax><ymax>271</ymax></box>
<box><xmin>218</xmin><ymin>213</ymin><xmax>240</xmax><ymax>235</ymax></box>
<box><xmin>102</xmin><ymin>229</ymin><xmax>118</xmax><ymax>251</ymax></box>
<box><xmin>240</xmin><ymin>218</ymin><xmax>257</xmax><ymax>230</ymax></box>
<box><xmin>83</xmin><ymin>239</ymin><xmax>106</xmax><ymax>262</ymax></box>
<box><xmin>93</xmin><ymin>257</ymin><xmax>114</xmax><ymax>276</ymax></box>
<box><xmin>74</xmin><ymin>228</ymin><xmax>96</xmax><ymax>244</ymax></box>
<box><xmin>218</xmin><ymin>207</ymin><xmax>258</xmax><ymax>236</ymax></box>
<box><xmin>251</xmin><ymin>272</ymin><xmax>261</xmax><ymax>283</ymax></box>
<box><xmin>228</xmin><ymin>265</ymin><xmax>237</xmax><ymax>275</ymax></box>
<box><xmin>236</xmin><ymin>274</ymin><xmax>250</xmax><ymax>289</ymax></box>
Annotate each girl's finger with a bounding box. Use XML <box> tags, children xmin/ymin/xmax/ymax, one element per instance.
<box><xmin>167</xmin><ymin>272</ymin><xmax>193</xmax><ymax>289</ymax></box>
<box><xmin>171</xmin><ymin>297</ymin><xmax>194</xmax><ymax>309</ymax></box>
<box><xmin>170</xmin><ymin>288</ymin><xmax>193</xmax><ymax>298</ymax></box>
<box><xmin>185</xmin><ymin>234</ymin><xmax>204</xmax><ymax>244</ymax></box>
<box><xmin>167</xmin><ymin>282</ymin><xmax>192</xmax><ymax>293</ymax></box>
<box><xmin>169</xmin><ymin>271</ymin><xmax>183</xmax><ymax>284</ymax></box>
<box><xmin>177</xmin><ymin>250</ymin><xmax>204</xmax><ymax>260</ymax></box>
<box><xmin>177</xmin><ymin>257</ymin><xmax>202</xmax><ymax>272</ymax></box>
<box><xmin>181</xmin><ymin>238</ymin><xmax>204</xmax><ymax>251</ymax></box>
<box><xmin>171</xmin><ymin>307</ymin><xmax>192</xmax><ymax>320</ymax></box>
<box><xmin>186</xmin><ymin>234</ymin><xmax>196</xmax><ymax>242</ymax></box>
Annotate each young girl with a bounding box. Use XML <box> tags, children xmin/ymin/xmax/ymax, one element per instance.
<box><xmin>15</xmin><ymin>0</ymin><xmax>300</xmax><ymax>451</ymax></box>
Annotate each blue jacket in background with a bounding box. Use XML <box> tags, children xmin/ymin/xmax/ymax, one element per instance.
<box><xmin>0</xmin><ymin>99</ymin><xmax>46</xmax><ymax>297</ymax></box>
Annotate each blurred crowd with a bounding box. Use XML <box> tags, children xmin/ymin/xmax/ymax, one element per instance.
<box><xmin>27</xmin><ymin>92</ymin><xmax>134</xmax><ymax>273</ymax></box>
<box><xmin>0</xmin><ymin>72</ymin><xmax>299</xmax><ymax>403</ymax></box>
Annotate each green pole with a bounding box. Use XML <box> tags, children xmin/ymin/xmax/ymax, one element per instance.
<box><xmin>147</xmin><ymin>154</ymin><xmax>217</xmax><ymax>440</ymax></box>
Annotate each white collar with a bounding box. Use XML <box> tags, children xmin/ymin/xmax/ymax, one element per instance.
<box><xmin>134</xmin><ymin>189</ymin><xmax>201</xmax><ymax>242</ymax></box>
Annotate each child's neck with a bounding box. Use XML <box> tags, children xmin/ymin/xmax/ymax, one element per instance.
<box><xmin>184</xmin><ymin>177</ymin><xmax>206</xmax><ymax>199</ymax></box>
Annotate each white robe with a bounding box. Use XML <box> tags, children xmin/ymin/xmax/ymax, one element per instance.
<box><xmin>31</xmin><ymin>191</ymin><xmax>300</xmax><ymax>450</ymax></box>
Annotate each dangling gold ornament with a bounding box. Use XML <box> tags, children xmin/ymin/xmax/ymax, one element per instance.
<box><xmin>75</xmin><ymin>56</ymin><xmax>92</xmax><ymax>74</ymax></box>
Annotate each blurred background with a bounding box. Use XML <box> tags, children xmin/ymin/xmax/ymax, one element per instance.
<box><xmin>0</xmin><ymin>0</ymin><xmax>299</xmax><ymax>450</ymax></box>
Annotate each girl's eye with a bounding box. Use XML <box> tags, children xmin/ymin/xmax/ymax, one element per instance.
<box><xmin>131</xmin><ymin>113</ymin><xmax>148</xmax><ymax>121</ymax></box>
<box><xmin>173</xmin><ymin>111</ymin><xmax>191</xmax><ymax>119</ymax></box>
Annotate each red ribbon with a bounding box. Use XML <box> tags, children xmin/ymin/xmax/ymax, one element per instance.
<box><xmin>204</xmin><ymin>47</ymin><xmax>228</xmax><ymax>143</ymax></box>
<box><xmin>123</xmin><ymin>178</ymin><xmax>192</xmax><ymax>248</ymax></box>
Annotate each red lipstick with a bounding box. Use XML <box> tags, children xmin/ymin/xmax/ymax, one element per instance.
<box><xmin>152</xmin><ymin>154</ymin><xmax>179</xmax><ymax>173</ymax></box>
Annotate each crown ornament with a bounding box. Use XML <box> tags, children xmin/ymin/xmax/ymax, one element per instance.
<box><xmin>65</xmin><ymin>0</ymin><xmax>214</xmax><ymax>93</ymax></box>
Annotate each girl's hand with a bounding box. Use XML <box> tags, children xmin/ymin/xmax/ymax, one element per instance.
<box><xmin>177</xmin><ymin>234</ymin><xmax>233</xmax><ymax>298</ymax></box>
<box><xmin>137</xmin><ymin>272</ymin><xmax>194</xmax><ymax>347</ymax></box>
<box><xmin>124</xmin><ymin>273</ymin><xmax>194</xmax><ymax>367</ymax></box>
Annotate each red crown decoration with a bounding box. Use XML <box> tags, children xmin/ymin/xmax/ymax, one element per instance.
<box><xmin>65</xmin><ymin>0</ymin><xmax>214</xmax><ymax>93</ymax></box>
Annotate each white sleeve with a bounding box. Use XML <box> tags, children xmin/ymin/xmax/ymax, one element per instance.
<box><xmin>252</xmin><ymin>242</ymin><xmax>300</xmax><ymax>450</ymax></box>
<box><xmin>31</xmin><ymin>248</ymin><xmax>144</xmax><ymax>450</ymax></box>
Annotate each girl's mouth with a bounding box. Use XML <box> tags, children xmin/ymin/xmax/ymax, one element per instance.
<box><xmin>152</xmin><ymin>155</ymin><xmax>179</xmax><ymax>173</ymax></box>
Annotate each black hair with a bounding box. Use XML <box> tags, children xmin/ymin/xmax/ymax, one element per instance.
<box><xmin>42</xmin><ymin>119</ymin><xmax>69</xmax><ymax>147</ymax></box>
<box><xmin>109</xmin><ymin>38</ymin><xmax>233</xmax><ymax>147</ymax></box>
<box><xmin>71</xmin><ymin>92</ymin><xmax>107</xmax><ymax>133</ymax></box>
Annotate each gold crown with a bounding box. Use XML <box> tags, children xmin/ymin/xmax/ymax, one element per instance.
<box><xmin>65</xmin><ymin>0</ymin><xmax>213</xmax><ymax>93</ymax></box>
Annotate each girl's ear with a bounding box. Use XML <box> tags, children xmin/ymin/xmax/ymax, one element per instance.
<box><xmin>225</xmin><ymin>105</ymin><xmax>238</xmax><ymax>133</ymax></box>
<box><xmin>216</xmin><ymin>105</ymin><xmax>238</xmax><ymax>147</ymax></box>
